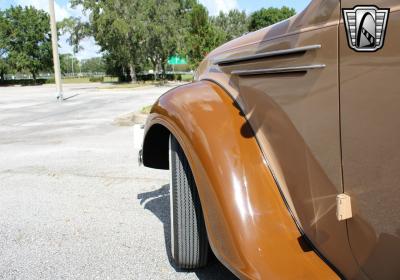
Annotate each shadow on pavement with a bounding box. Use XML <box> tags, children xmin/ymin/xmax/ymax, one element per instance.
<box><xmin>63</xmin><ymin>93</ymin><xmax>80</xmax><ymax>101</ymax></box>
<box><xmin>138</xmin><ymin>185</ymin><xmax>238</xmax><ymax>280</ymax></box>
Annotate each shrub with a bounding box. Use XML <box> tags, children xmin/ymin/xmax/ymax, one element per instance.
<box><xmin>89</xmin><ymin>76</ymin><xmax>104</xmax><ymax>82</ymax></box>
<box><xmin>45</xmin><ymin>78</ymin><xmax>55</xmax><ymax>84</ymax></box>
<box><xmin>0</xmin><ymin>79</ymin><xmax>47</xmax><ymax>86</ymax></box>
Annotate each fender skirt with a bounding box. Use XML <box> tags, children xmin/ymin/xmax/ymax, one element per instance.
<box><xmin>142</xmin><ymin>81</ymin><xmax>339</xmax><ymax>280</ymax></box>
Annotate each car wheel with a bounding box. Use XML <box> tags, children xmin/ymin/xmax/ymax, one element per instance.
<box><xmin>169</xmin><ymin>134</ymin><xmax>209</xmax><ymax>269</ymax></box>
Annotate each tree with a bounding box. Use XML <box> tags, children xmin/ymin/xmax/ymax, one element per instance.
<box><xmin>142</xmin><ymin>0</ymin><xmax>182</xmax><ymax>79</ymax></box>
<box><xmin>0</xmin><ymin>10</ymin><xmax>9</xmax><ymax>80</ymax></box>
<box><xmin>103</xmin><ymin>51</ymin><xmax>127</xmax><ymax>80</ymax></box>
<box><xmin>0</xmin><ymin>58</ymin><xmax>8</xmax><ymax>81</ymax></box>
<box><xmin>3</xmin><ymin>6</ymin><xmax>53</xmax><ymax>81</ymax></box>
<box><xmin>80</xmin><ymin>57</ymin><xmax>105</xmax><ymax>73</ymax></box>
<box><xmin>58</xmin><ymin>17</ymin><xmax>90</xmax><ymax>54</ymax></box>
<box><xmin>70</xmin><ymin>0</ymin><xmax>146</xmax><ymax>82</ymax></box>
<box><xmin>212</xmin><ymin>9</ymin><xmax>248</xmax><ymax>42</ymax></box>
<box><xmin>183</xmin><ymin>4</ymin><xmax>225</xmax><ymax>69</ymax></box>
<box><xmin>60</xmin><ymin>53</ymin><xmax>80</xmax><ymax>75</ymax></box>
<box><xmin>64</xmin><ymin>1</ymin><xmax>296</xmax><ymax>78</ymax></box>
<box><xmin>248</xmin><ymin>6</ymin><xmax>296</xmax><ymax>32</ymax></box>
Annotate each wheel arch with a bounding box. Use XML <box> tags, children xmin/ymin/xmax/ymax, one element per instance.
<box><xmin>142</xmin><ymin>123</ymin><xmax>170</xmax><ymax>170</ymax></box>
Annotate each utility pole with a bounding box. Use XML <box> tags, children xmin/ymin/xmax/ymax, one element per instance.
<box><xmin>49</xmin><ymin>0</ymin><xmax>63</xmax><ymax>101</ymax></box>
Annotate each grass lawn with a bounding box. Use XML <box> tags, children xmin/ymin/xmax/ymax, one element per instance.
<box><xmin>98</xmin><ymin>82</ymin><xmax>156</xmax><ymax>90</ymax></box>
<box><xmin>51</xmin><ymin>77</ymin><xmax>119</xmax><ymax>84</ymax></box>
<box><xmin>61</xmin><ymin>77</ymin><xmax>91</xmax><ymax>83</ymax></box>
<box><xmin>46</xmin><ymin>75</ymin><xmax>194</xmax><ymax>89</ymax></box>
<box><xmin>53</xmin><ymin>75</ymin><xmax>193</xmax><ymax>85</ymax></box>
<box><xmin>140</xmin><ymin>105</ymin><xmax>153</xmax><ymax>114</ymax></box>
<box><xmin>181</xmin><ymin>74</ymin><xmax>193</xmax><ymax>82</ymax></box>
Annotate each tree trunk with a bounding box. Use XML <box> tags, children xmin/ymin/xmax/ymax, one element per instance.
<box><xmin>0</xmin><ymin>71</ymin><xmax>4</xmax><ymax>81</ymax></box>
<box><xmin>129</xmin><ymin>64</ymin><xmax>137</xmax><ymax>83</ymax></box>
<box><xmin>118</xmin><ymin>67</ymin><xmax>125</xmax><ymax>83</ymax></box>
<box><xmin>32</xmin><ymin>72</ymin><xmax>37</xmax><ymax>84</ymax></box>
<box><xmin>121</xmin><ymin>66</ymin><xmax>129</xmax><ymax>82</ymax></box>
<box><xmin>126</xmin><ymin>66</ymin><xmax>132</xmax><ymax>83</ymax></box>
<box><xmin>149</xmin><ymin>57</ymin><xmax>158</xmax><ymax>81</ymax></box>
<box><xmin>154</xmin><ymin>65</ymin><xmax>158</xmax><ymax>81</ymax></box>
<box><xmin>161</xmin><ymin>63</ymin><xmax>166</xmax><ymax>81</ymax></box>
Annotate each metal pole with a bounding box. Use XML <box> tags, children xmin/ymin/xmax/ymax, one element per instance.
<box><xmin>49</xmin><ymin>0</ymin><xmax>63</xmax><ymax>101</ymax></box>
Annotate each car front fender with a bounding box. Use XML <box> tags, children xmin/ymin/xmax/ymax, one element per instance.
<box><xmin>142</xmin><ymin>80</ymin><xmax>338</xmax><ymax>280</ymax></box>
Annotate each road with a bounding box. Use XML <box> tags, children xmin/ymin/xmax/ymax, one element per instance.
<box><xmin>0</xmin><ymin>83</ymin><xmax>237</xmax><ymax>279</ymax></box>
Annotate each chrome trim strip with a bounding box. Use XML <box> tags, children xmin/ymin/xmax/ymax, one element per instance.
<box><xmin>231</xmin><ymin>64</ymin><xmax>326</xmax><ymax>76</ymax></box>
<box><xmin>213</xmin><ymin>45</ymin><xmax>321</xmax><ymax>66</ymax></box>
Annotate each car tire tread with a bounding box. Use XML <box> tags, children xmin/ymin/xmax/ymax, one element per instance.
<box><xmin>170</xmin><ymin>134</ymin><xmax>208</xmax><ymax>269</ymax></box>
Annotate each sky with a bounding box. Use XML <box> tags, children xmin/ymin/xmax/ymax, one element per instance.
<box><xmin>0</xmin><ymin>0</ymin><xmax>311</xmax><ymax>59</ymax></box>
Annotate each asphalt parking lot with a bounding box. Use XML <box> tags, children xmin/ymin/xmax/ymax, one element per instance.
<box><xmin>0</xmin><ymin>83</ymin><xmax>237</xmax><ymax>279</ymax></box>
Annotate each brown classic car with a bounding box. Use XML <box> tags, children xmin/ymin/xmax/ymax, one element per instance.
<box><xmin>140</xmin><ymin>0</ymin><xmax>400</xmax><ymax>279</ymax></box>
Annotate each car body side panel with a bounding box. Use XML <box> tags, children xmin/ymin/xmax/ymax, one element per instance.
<box><xmin>339</xmin><ymin>2</ymin><xmax>400</xmax><ymax>279</ymax></box>
<box><xmin>143</xmin><ymin>81</ymin><xmax>338</xmax><ymax>280</ymax></box>
<box><xmin>196</xmin><ymin>0</ymin><xmax>364</xmax><ymax>278</ymax></box>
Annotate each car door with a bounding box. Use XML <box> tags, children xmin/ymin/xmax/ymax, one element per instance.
<box><xmin>340</xmin><ymin>1</ymin><xmax>400</xmax><ymax>279</ymax></box>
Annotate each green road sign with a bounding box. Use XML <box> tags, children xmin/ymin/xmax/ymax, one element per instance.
<box><xmin>168</xmin><ymin>56</ymin><xmax>187</xmax><ymax>65</ymax></box>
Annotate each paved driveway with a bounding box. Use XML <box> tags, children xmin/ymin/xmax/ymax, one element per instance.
<box><xmin>0</xmin><ymin>83</ymin><xmax>237</xmax><ymax>279</ymax></box>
